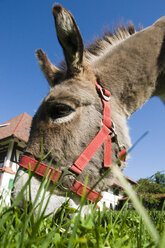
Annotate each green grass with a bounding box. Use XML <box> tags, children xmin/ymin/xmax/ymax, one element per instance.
<box><xmin>0</xmin><ymin>202</ymin><xmax>164</xmax><ymax>247</ymax></box>
<box><xmin>0</xmin><ymin>168</ymin><xmax>165</xmax><ymax>248</ymax></box>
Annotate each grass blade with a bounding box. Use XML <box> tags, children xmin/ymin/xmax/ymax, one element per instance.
<box><xmin>112</xmin><ymin>165</ymin><xmax>160</xmax><ymax>244</ymax></box>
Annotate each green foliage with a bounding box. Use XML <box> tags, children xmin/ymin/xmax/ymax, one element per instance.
<box><xmin>151</xmin><ymin>171</ymin><xmax>165</xmax><ymax>187</ymax></box>
<box><xmin>136</xmin><ymin>178</ymin><xmax>165</xmax><ymax>194</ymax></box>
<box><xmin>135</xmin><ymin>173</ymin><xmax>165</xmax><ymax>209</ymax></box>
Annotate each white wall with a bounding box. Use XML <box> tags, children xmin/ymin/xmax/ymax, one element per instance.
<box><xmin>0</xmin><ymin>139</ymin><xmax>24</xmax><ymax>206</ymax></box>
<box><xmin>97</xmin><ymin>191</ymin><xmax>123</xmax><ymax>210</ymax></box>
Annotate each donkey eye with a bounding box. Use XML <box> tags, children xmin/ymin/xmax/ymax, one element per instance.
<box><xmin>48</xmin><ymin>104</ymin><xmax>74</xmax><ymax>119</ymax></box>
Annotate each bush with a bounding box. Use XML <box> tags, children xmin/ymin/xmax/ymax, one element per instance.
<box><xmin>135</xmin><ymin>178</ymin><xmax>165</xmax><ymax>209</ymax></box>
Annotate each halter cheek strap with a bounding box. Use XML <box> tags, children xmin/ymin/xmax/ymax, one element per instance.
<box><xmin>19</xmin><ymin>81</ymin><xmax>127</xmax><ymax>202</ymax></box>
<box><xmin>70</xmin><ymin>81</ymin><xmax>112</xmax><ymax>174</ymax></box>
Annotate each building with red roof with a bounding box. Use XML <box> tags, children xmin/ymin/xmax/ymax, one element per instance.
<box><xmin>0</xmin><ymin>113</ymin><xmax>32</xmax><ymax>205</ymax></box>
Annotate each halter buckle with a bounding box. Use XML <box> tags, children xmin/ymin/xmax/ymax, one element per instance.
<box><xmin>58</xmin><ymin>168</ymin><xmax>77</xmax><ymax>191</ymax></box>
<box><xmin>99</xmin><ymin>88</ymin><xmax>111</xmax><ymax>101</ymax></box>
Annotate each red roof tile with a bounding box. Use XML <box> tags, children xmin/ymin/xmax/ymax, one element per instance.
<box><xmin>152</xmin><ymin>194</ymin><xmax>165</xmax><ymax>198</ymax></box>
<box><xmin>0</xmin><ymin>113</ymin><xmax>32</xmax><ymax>143</ymax></box>
<box><xmin>124</xmin><ymin>174</ymin><xmax>138</xmax><ymax>185</ymax></box>
<box><xmin>0</xmin><ymin>166</ymin><xmax>15</xmax><ymax>174</ymax></box>
<box><xmin>113</xmin><ymin>175</ymin><xmax>137</xmax><ymax>188</ymax></box>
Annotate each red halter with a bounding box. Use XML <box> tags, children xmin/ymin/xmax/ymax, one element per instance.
<box><xmin>19</xmin><ymin>81</ymin><xmax>127</xmax><ymax>202</ymax></box>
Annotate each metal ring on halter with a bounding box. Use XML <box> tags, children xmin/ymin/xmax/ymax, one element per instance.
<box><xmin>110</xmin><ymin>121</ymin><xmax>116</xmax><ymax>135</ymax></box>
<box><xmin>99</xmin><ymin>88</ymin><xmax>111</xmax><ymax>101</ymax></box>
<box><xmin>58</xmin><ymin>169</ymin><xmax>77</xmax><ymax>191</ymax></box>
<box><xmin>119</xmin><ymin>144</ymin><xmax>126</xmax><ymax>151</ymax></box>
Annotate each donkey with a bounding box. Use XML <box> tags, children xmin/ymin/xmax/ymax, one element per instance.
<box><xmin>13</xmin><ymin>4</ymin><xmax>165</xmax><ymax>214</ymax></box>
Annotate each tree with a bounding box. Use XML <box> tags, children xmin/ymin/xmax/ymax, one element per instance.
<box><xmin>153</xmin><ymin>171</ymin><xmax>165</xmax><ymax>186</ymax></box>
<box><xmin>134</xmin><ymin>174</ymin><xmax>165</xmax><ymax>209</ymax></box>
<box><xmin>136</xmin><ymin>178</ymin><xmax>165</xmax><ymax>194</ymax></box>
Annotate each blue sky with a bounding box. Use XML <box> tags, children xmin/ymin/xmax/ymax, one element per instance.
<box><xmin>0</xmin><ymin>0</ymin><xmax>165</xmax><ymax>180</ymax></box>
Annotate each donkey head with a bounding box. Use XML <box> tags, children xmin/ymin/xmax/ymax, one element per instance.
<box><xmin>13</xmin><ymin>5</ymin><xmax>125</xmax><ymax>213</ymax></box>
<box><xmin>28</xmin><ymin>4</ymin><xmax>104</xmax><ymax>186</ymax></box>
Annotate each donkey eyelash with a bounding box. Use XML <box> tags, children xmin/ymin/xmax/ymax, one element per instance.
<box><xmin>48</xmin><ymin>103</ymin><xmax>75</xmax><ymax>121</ymax></box>
<box><xmin>52</xmin><ymin>111</ymin><xmax>76</xmax><ymax>124</ymax></box>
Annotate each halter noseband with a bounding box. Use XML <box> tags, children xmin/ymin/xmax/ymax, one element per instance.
<box><xmin>19</xmin><ymin>81</ymin><xmax>127</xmax><ymax>202</ymax></box>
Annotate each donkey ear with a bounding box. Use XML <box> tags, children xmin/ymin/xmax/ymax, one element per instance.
<box><xmin>36</xmin><ymin>49</ymin><xmax>59</xmax><ymax>87</ymax></box>
<box><xmin>52</xmin><ymin>4</ymin><xmax>84</xmax><ymax>75</ymax></box>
